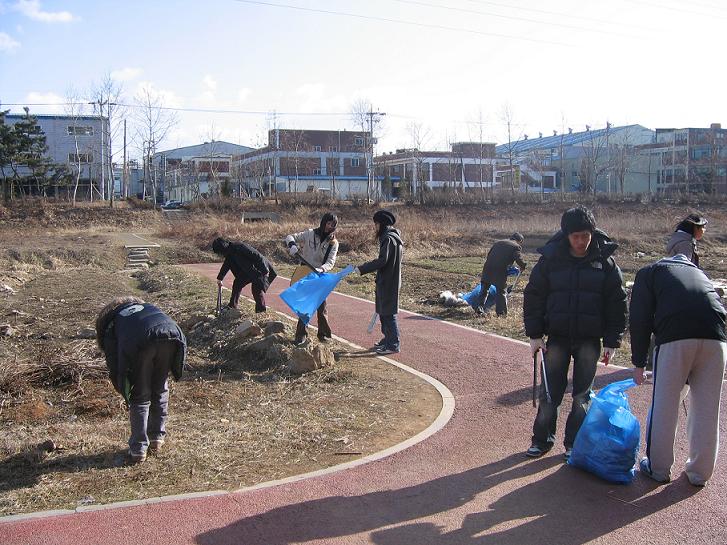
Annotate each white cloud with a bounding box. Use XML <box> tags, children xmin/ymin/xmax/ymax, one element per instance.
<box><xmin>134</xmin><ymin>81</ymin><xmax>184</xmax><ymax>109</ymax></box>
<box><xmin>0</xmin><ymin>32</ymin><xmax>21</xmax><ymax>52</ymax></box>
<box><xmin>111</xmin><ymin>67</ymin><xmax>142</xmax><ymax>82</ymax></box>
<box><xmin>237</xmin><ymin>87</ymin><xmax>251</xmax><ymax>104</ymax></box>
<box><xmin>14</xmin><ymin>0</ymin><xmax>76</xmax><ymax>23</ymax></box>
<box><xmin>202</xmin><ymin>74</ymin><xmax>217</xmax><ymax>91</ymax></box>
<box><xmin>24</xmin><ymin>91</ymin><xmax>65</xmax><ymax>113</ymax></box>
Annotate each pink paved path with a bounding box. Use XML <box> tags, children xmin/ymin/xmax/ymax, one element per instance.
<box><xmin>2</xmin><ymin>264</ymin><xmax>726</xmax><ymax>545</ymax></box>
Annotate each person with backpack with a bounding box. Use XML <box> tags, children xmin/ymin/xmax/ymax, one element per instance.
<box><xmin>474</xmin><ymin>232</ymin><xmax>527</xmax><ymax>316</ymax></box>
<box><xmin>95</xmin><ymin>296</ymin><xmax>186</xmax><ymax>464</ymax></box>
<box><xmin>285</xmin><ymin>212</ymin><xmax>339</xmax><ymax>345</ymax></box>
<box><xmin>212</xmin><ymin>237</ymin><xmax>277</xmax><ymax>313</ymax></box>
<box><xmin>523</xmin><ymin>205</ymin><xmax>627</xmax><ymax>459</ymax></box>
<box><xmin>355</xmin><ymin>210</ymin><xmax>404</xmax><ymax>355</ymax></box>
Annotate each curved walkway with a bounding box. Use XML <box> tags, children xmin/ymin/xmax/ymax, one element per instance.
<box><xmin>2</xmin><ymin>265</ymin><xmax>725</xmax><ymax>545</ymax></box>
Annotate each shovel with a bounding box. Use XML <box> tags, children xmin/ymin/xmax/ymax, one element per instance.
<box><xmin>367</xmin><ymin>311</ymin><xmax>378</xmax><ymax>334</ymax></box>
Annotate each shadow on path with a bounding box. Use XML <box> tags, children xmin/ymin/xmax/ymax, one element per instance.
<box><xmin>196</xmin><ymin>453</ymin><xmax>695</xmax><ymax>545</ymax></box>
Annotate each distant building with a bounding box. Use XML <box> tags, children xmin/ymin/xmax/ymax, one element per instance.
<box><xmin>639</xmin><ymin>124</ymin><xmax>727</xmax><ymax>195</ymax></box>
<box><xmin>495</xmin><ymin>124</ymin><xmax>655</xmax><ymax>193</ymax></box>
<box><xmin>3</xmin><ymin>113</ymin><xmax>109</xmax><ymax>199</ymax></box>
<box><xmin>153</xmin><ymin>141</ymin><xmax>254</xmax><ymax>201</ymax></box>
<box><xmin>234</xmin><ymin>129</ymin><xmax>372</xmax><ymax>199</ymax></box>
<box><xmin>375</xmin><ymin>142</ymin><xmax>501</xmax><ymax>197</ymax></box>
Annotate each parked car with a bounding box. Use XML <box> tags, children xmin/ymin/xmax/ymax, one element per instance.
<box><xmin>161</xmin><ymin>200</ymin><xmax>184</xmax><ymax>210</ymax></box>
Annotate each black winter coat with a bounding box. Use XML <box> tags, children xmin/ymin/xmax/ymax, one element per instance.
<box><xmin>359</xmin><ymin>227</ymin><xmax>403</xmax><ymax>315</ymax></box>
<box><xmin>523</xmin><ymin>229</ymin><xmax>627</xmax><ymax>348</ymax></box>
<box><xmin>103</xmin><ymin>303</ymin><xmax>186</xmax><ymax>402</ymax></box>
<box><xmin>629</xmin><ymin>255</ymin><xmax>726</xmax><ymax>367</ymax></box>
<box><xmin>481</xmin><ymin>239</ymin><xmax>527</xmax><ymax>288</ymax></box>
<box><xmin>217</xmin><ymin>242</ymin><xmax>277</xmax><ymax>291</ymax></box>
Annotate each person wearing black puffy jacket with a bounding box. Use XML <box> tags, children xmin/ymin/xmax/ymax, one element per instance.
<box><xmin>523</xmin><ymin>205</ymin><xmax>627</xmax><ymax>459</ymax></box>
<box><xmin>96</xmin><ymin>297</ymin><xmax>186</xmax><ymax>464</ymax></box>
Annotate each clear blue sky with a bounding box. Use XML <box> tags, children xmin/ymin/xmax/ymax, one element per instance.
<box><xmin>2</xmin><ymin>0</ymin><xmax>726</xmax><ymax>158</ymax></box>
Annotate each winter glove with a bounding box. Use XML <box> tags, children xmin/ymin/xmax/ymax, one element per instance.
<box><xmin>529</xmin><ymin>338</ymin><xmax>545</xmax><ymax>356</ymax></box>
<box><xmin>314</xmin><ymin>267</ymin><xmax>324</xmax><ymax>274</ymax></box>
<box><xmin>288</xmin><ymin>244</ymin><xmax>298</xmax><ymax>256</ymax></box>
<box><xmin>601</xmin><ymin>347</ymin><xmax>616</xmax><ymax>365</ymax></box>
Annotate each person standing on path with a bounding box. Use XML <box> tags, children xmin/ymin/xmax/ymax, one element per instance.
<box><xmin>212</xmin><ymin>237</ymin><xmax>277</xmax><ymax>313</ymax></box>
<box><xmin>474</xmin><ymin>232</ymin><xmax>527</xmax><ymax>316</ymax></box>
<box><xmin>523</xmin><ymin>205</ymin><xmax>627</xmax><ymax>459</ymax></box>
<box><xmin>285</xmin><ymin>212</ymin><xmax>339</xmax><ymax>345</ymax></box>
<box><xmin>355</xmin><ymin>209</ymin><xmax>404</xmax><ymax>356</ymax></box>
<box><xmin>630</xmin><ymin>254</ymin><xmax>727</xmax><ymax>486</ymax></box>
<box><xmin>95</xmin><ymin>296</ymin><xmax>186</xmax><ymax>464</ymax></box>
<box><xmin>666</xmin><ymin>213</ymin><xmax>707</xmax><ymax>268</ymax></box>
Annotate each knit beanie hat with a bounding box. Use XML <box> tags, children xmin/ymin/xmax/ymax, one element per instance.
<box><xmin>373</xmin><ymin>209</ymin><xmax>396</xmax><ymax>226</ymax></box>
<box><xmin>560</xmin><ymin>206</ymin><xmax>596</xmax><ymax>235</ymax></box>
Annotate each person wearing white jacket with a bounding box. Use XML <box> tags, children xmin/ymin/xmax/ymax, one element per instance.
<box><xmin>285</xmin><ymin>212</ymin><xmax>339</xmax><ymax>345</ymax></box>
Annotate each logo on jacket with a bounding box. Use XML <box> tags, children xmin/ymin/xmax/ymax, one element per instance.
<box><xmin>591</xmin><ymin>261</ymin><xmax>603</xmax><ymax>270</ymax></box>
<box><xmin>119</xmin><ymin>304</ymin><xmax>144</xmax><ymax>317</ymax></box>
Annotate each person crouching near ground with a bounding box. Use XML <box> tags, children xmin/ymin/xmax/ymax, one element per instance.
<box><xmin>474</xmin><ymin>232</ymin><xmax>527</xmax><ymax>316</ymax></box>
<box><xmin>212</xmin><ymin>237</ymin><xmax>277</xmax><ymax>313</ymax></box>
<box><xmin>285</xmin><ymin>212</ymin><xmax>339</xmax><ymax>345</ymax></box>
<box><xmin>95</xmin><ymin>296</ymin><xmax>186</xmax><ymax>464</ymax></box>
<box><xmin>523</xmin><ymin>205</ymin><xmax>627</xmax><ymax>459</ymax></box>
<box><xmin>354</xmin><ymin>210</ymin><xmax>404</xmax><ymax>356</ymax></box>
<box><xmin>630</xmin><ymin>254</ymin><xmax>727</xmax><ymax>486</ymax></box>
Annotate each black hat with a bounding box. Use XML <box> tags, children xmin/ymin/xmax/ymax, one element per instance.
<box><xmin>510</xmin><ymin>232</ymin><xmax>524</xmax><ymax>243</ymax></box>
<box><xmin>373</xmin><ymin>209</ymin><xmax>396</xmax><ymax>226</ymax></box>
<box><xmin>212</xmin><ymin>237</ymin><xmax>229</xmax><ymax>254</ymax></box>
<box><xmin>560</xmin><ymin>205</ymin><xmax>596</xmax><ymax>235</ymax></box>
<box><xmin>684</xmin><ymin>213</ymin><xmax>708</xmax><ymax>227</ymax></box>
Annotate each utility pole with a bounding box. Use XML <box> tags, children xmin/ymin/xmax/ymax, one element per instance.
<box><xmin>122</xmin><ymin>119</ymin><xmax>128</xmax><ymax>199</ymax></box>
<box><xmin>367</xmin><ymin>107</ymin><xmax>386</xmax><ymax>203</ymax></box>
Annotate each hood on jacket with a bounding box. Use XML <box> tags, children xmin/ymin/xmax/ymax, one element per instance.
<box><xmin>666</xmin><ymin>230</ymin><xmax>694</xmax><ymax>254</ymax></box>
<box><xmin>381</xmin><ymin>226</ymin><xmax>404</xmax><ymax>246</ymax></box>
<box><xmin>537</xmin><ymin>228</ymin><xmax>617</xmax><ymax>261</ymax></box>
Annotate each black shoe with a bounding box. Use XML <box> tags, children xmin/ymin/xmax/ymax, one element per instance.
<box><xmin>373</xmin><ymin>339</ymin><xmax>386</xmax><ymax>349</ymax></box>
<box><xmin>525</xmin><ymin>445</ymin><xmax>551</xmax><ymax>458</ymax></box>
<box><xmin>375</xmin><ymin>346</ymin><xmax>400</xmax><ymax>356</ymax></box>
<box><xmin>293</xmin><ymin>337</ymin><xmax>310</xmax><ymax>347</ymax></box>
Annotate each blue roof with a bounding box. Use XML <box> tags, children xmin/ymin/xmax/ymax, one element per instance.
<box><xmin>495</xmin><ymin>124</ymin><xmax>647</xmax><ymax>155</ymax></box>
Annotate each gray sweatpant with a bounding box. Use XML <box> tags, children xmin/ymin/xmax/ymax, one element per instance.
<box><xmin>128</xmin><ymin>340</ymin><xmax>177</xmax><ymax>456</ymax></box>
<box><xmin>646</xmin><ymin>338</ymin><xmax>726</xmax><ymax>485</ymax></box>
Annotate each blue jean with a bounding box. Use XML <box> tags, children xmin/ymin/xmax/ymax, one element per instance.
<box><xmin>531</xmin><ymin>336</ymin><xmax>600</xmax><ymax>450</ymax></box>
<box><xmin>128</xmin><ymin>340</ymin><xmax>176</xmax><ymax>456</ymax></box>
<box><xmin>379</xmin><ymin>314</ymin><xmax>400</xmax><ymax>351</ymax></box>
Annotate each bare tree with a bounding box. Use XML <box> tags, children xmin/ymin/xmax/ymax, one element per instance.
<box><xmin>466</xmin><ymin>110</ymin><xmax>490</xmax><ymax>199</ymax></box>
<box><xmin>580</xmin><ymin>124</ymin><xmax>610</xmax><ymax>194</ymax></box>
<box><xmin>64</xmin><ymin>87</ymin><xmax>91</xmax><ymax>206</ymax></box>
<box><xmin>499</xmin><ymin>104</ymin><xmax>523</xmax><ymax>193</ymax></box>
<box><xmin>133</xmin><ymin>85</ymin><xmax>178</xmax><ymax>205</ymax></box>
<box><xmin>350</xmin><ymin>98</ymin><xmax>385</xmax><ymax>202</ymax></box>
<box><xmin>89</xmin><ymin>74</ymin><xmax>125</xmax><ymax>205</ymax></box>
<box><xmin>406</xmin><ymin>121</ymin><xmax>432</xmax><ymax>204</ymax></box>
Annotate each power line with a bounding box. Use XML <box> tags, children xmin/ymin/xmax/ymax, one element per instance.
<box><xmin>391</xmin><ymin>0</ymin><xmax>646</xmax><ymax>39</ymax></box>
<box><xmin>230</xmin><ymin>0</ymin><xmax>575</xmax><ymax>47</ymax></box>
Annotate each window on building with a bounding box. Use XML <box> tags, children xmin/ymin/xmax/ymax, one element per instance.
<box><xmin>329</xmin><ymin>146</ymin><xmax>337</xmax><ymax>152</ymax></box>
<box><xmin>68</xmin><ymin>153</ymin><xmax>93</xmax><ymax>163</ymax></box>
<box><xmin>313</xmin><ymin>145</ymin><xmax>322</xmax><ymax>152</ymax></box>
<box><xmin>67</xmin><ymin>126</ymin><xmax>94</xmax><ymax>136</ymax></box>
<box><xmin>351</xmin><ymin>158</ymin><xmax>360</xmax><ymax>167</ymax></box>
<box><xmin>313</xmin><ymin>168</ymin><xmax>322</xmax><ymax>175</ymax></box>
<box><xmin>355</xmin><ymin>136</ymin><xmax>364</xmax><ymax>146</ymax></box>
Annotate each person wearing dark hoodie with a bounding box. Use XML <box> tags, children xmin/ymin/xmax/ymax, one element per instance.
<box><xmin>355</xmin><ymin>210</ymin><xmax>404</xmax><ymax>355</ymax></box>
<box><xmin>212</xmin><ymin>237</ymin><xmax>277</xmax><ymax>313</ymax></box>
<box><xmin>523</xmin><ymin>205</ymin><xmax>627</xmax><ymax>459</ymax></box>
<box><xmin>666</xmin><ymin>213</ymin><xmax>707</xmax><ymax>268</ymax></box>
<box><xmin>285</xmin><ymin>212</ymin><xmax>339</xmax><ymax>345</ymax></box>
<box><xmin>474</xmin><ymin>232</ymin><xmax>527</xmax><ymax>316</ymax></box>
<box><xmin>95</xmin><ymin>296</ymin><xmax>186</xmax><ymax>464</ymax></box>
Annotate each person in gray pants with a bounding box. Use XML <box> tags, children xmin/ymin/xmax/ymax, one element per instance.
<box><xmin>630</xmin><ymin>254</ymin><xmax>727</xmax><ymax>486</ymax></box>
<box><xmin>96</xmin><ymin>296</ymin><xmax>186</xmax><ymax>464</ymax></box>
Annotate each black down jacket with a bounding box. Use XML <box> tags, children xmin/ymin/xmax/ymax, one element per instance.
<box><xmin>359</xmin><ymin>226</ymin><xmax>404</xmax><ymax>315</ymax></box>
<box><xmin>217</xmin><ymin>242</ymin><xmax>277</xmax><ymax>292</ymax></box>
<box><xmin>523</xmin><ymin>229</ymin><xmax>627</xmax><ymax>348</ymax></box>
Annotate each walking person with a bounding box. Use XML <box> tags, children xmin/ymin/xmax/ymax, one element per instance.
<box><xmin>355</xmin><ymin>209</ymin><xmax>404</xmax><ymax>355</ymax></box>
<box><xmin>95</xmin><ymin>296</ymin><xmax>187</xmax><ymax>464</ymax></box>
<box><xmin>474</xmin><ymin>232</ymin><xmax>527</xmax><ymax>316</ymax></box>
<box><xmin>212</xmin><ymin>237</ymin><xmax>277</xmax><ymax>313</ymax></box>
<box><xmin>285</xmin><ymin>212</ymin><xmax>339</xmax><ymax>345</ymax></box>
<box><xmin>666</xmin><ymin>213</ymin><xmax>707</xmax><ymax>267</ymax></box>
<box><xmin>630</xmin><ymin>254</ymin><xmax>727</xmax><ymax>486</ymax></box>
<box><xmin>523</xmin><ymin>205</ymin><xmax>627</xmax><ymax>459</ymax></box>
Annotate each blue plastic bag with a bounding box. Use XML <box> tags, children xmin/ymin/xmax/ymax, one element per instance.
<box><xmin>568</xmin><ymin>378</ymin><xmax>641</xmax><ymax>484</ymax></box>
<box><xmin>280</xmin><ymin>265</ymin><xmax>355</xmax><ymax>324</ymax></box>
<box><xmin>462</xmin><ymin>283</ymin><xmax>497</xmax><ymax>310</ymax></box>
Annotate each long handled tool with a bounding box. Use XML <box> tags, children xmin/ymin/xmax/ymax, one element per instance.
<box><xmin>507</xmin><ymin>271</ymin><xmax>523</xmax><ymax>294</ymax></box>
<box><xmin>532</xmin><ymin>353</ymin><xmax>538</xmax><ymax>407</ymax></box>
<box><xmin>216</xmin><ymin>284</ymin><xmax>222</xmax><ymax>315</ymax></box>
<box><xmin>541</xmin><ymin>352</ymin><xmax>552</xmax><ymax>404</ymax></box>
<box><xmin>367</xmin><ymin>311</ymin><xmax>378</xmax><ymax>334</ymax></box>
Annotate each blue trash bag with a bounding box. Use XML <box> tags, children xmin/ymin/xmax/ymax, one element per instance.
<box><xmin>507</xmin><ymin>265</ymin><xmax>520</xmax><ymax>276</ymax></box>
<box><xmin>462</xmin><ymin>283</ymin><xmax>497</xmax><ymax>310</ymax></box>
<box><xmin>568</xmin><ymin>378</ymin><xmax>641</xmax><ymax>484</ymax></box>
<box><xmin>280</xmin><ymin>265</ymin><xmax>355</xmax><ymax>325</ymax></box>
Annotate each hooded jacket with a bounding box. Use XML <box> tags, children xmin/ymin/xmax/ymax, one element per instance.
<box><xmin>666</xmin><ymin>230</ymin><xmax>699</xmax><ymax>267</ymax></box>
<box><xmin>523</xmin><ymin>229</ymin><xmax>627</xmax><ymax>347</ymax></box>
<box><xmin>481</xmin><ymin>239</ymin><xmax>527</xmax><ymax>287</ymax></box>
<box><xmin>359</xmin><ymin>226</ymin><xmax>404</xmax><ymax>315</ymax></box>
<box><xmin>629</xmin><ymin>255</ymin><xmax>726</xmax><ymax>367</ymax></box>
<box><xmin>102</xmin><ymin>303</ymin><xmax>186</xmax><ymax>402</ymax></box>
<box><xmin>217</xmin><ymin>242</ymin><xmax>277</xmax><ymax>291</ymax></box>
<box><xmin>284</xmin><ymin>216</ymin><xmax>339</xmax><ymax>272</ymax></box>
